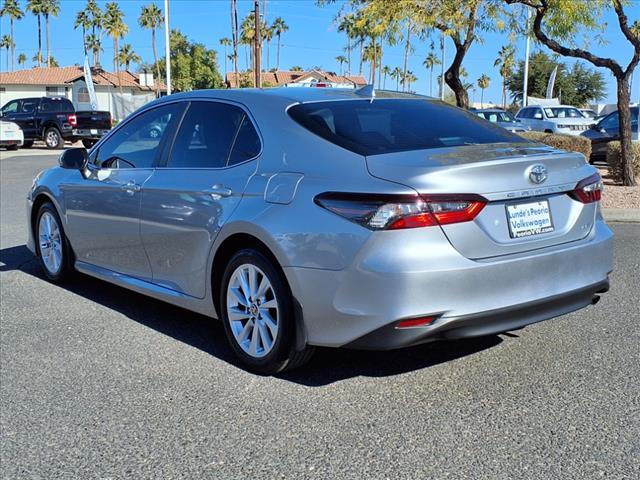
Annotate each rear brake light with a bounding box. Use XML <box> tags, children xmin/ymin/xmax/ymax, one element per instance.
<box><xmin>570</xmin><ymin>173</ymin><xmax>602</xmax><ymax>204</ymax></box>
<box><xmin>66</xmin><ymin>114</ymin><xmax>77</xmax><ymax>127</ymax></box>
<box><xmin>395</xmin><ymin>316</ymin><xmax>437</xmax><ymax>329</ymax></box>
<box><xmin>314</xmin><ymin>193</ymin><xmax>486</xmax><ymax>230</ymax></box>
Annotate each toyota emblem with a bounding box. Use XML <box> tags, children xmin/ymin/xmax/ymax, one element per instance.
<box><xmin>528</xmin><ymin>164</ymin><xmax>548</xmax><ymax>184</ymax></box>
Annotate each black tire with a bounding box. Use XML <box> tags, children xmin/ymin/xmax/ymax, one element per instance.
<box><xmin>21</xmin><ymin>140</ymin><xmax>34</xmax><ymax>149</ymax></box>
<box><xmin>219</xmin><ymin>248</ymin><xmax>314</xmax><ymax>375</ymax></box>
<box><xmin>82</xmin><ymin>139</ymin><xmax>97</xmax><ymax>149</ymax></box>
<box><xmin>7</xmin><ymin>144</ymin><xmax>19</xmax><ymax>151</ymax></box>
<box><xmin>44</xmin><ymin>127</ymin><xmax>64</xmax><ymax>149</ymax></box>
<box><xmin>35</xmin><ymin>202</ymin><xmax>74</xmax><ymax>282</ymax></box>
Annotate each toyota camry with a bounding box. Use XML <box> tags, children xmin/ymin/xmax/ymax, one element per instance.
<box><xmin>27</xmin><ymin>87</ymin><xmax>613</xmax><ymax>374</ymax></box>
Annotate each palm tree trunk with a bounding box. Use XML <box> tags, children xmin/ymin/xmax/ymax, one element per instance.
<box><xmin>402</xmin><ymin>23</ymin><xmax>411</xmax><ymax>92</ymax></box>
<box><xmin>383</xmin><ymin>72</ymin><xmax>386</xmax><ymax>89</ymax></box>
<box><xmin>347</xmin><ymin>37</ymin><xmax>351</xmax><ymax>75</ymax></box>
<box><xmin>152</xmin><ymin>29</ymin><xmax>160</xmax><ymax>97</ymax></box>
<box><xmin>377</xmin><ymin>43</ymin><xmax>382</xmax><ymax>87</ymax></box>
<box><xmin>481</xmin><ymin>88</ymin><xmax>484</xmax><ymax>108</ymax></box>
<box><xmin>45</xmin><ymin>14</ymin><xmax>51</xmax><ymax>67</ymax></box>
<box><xmin>10</xmin><ymin>19</ymin><xmax>14</xmax><ymax>70</ymax></box>
<box><xmin>429</xmin><ymin>66</ymin><xmax>433</xmax><ymax>96</ymax></box>
<box><xmin>266</xmin><ymin>40</ymin><xmax>270</xmax><ymax>71</ymax></box>
<box><xmin>37</xmin><ymin>15</ymin><xmax>42</xmax><ymax>67</ymax></box>
<box><xmin>276</xmin><ymin>34</ymin><xmax>281</xmax><ymax>70</ymax></box>
<box><xmin>358</xmin><ymin>39</ymin><xmax>363</xmax><ymax>76</ymax></box>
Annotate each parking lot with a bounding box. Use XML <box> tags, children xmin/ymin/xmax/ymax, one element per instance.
<box><xmin>1</xmin><ymin>149</ymin><xmax>639</xmax><ymax>479</ymax></box>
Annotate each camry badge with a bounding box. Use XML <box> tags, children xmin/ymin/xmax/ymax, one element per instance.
<box><xmin>528</xmin><ymin>164</ymin><xmax>548</xmax><ymax>184</ymax></box>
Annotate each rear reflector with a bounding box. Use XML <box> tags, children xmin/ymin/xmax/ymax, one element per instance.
<box><xmin>395</xmin><ymin>316</ymin><xmax>437</xmax><ymax>329</ymax></box>
<box><xmin>315</xmin><ymin>192</ymin><xmax>486</xmax><ymax>230</ymax></box>
<box><xmin>570</xmin><ymin>173</ymin><xmax>603</xmax><ymax>204</ymax></box>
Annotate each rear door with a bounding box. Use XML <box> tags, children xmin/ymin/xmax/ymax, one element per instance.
<box><xmin>140</xmin><ymin>100</ymin><xmax>261</xmax><ymax>298</ymax></box>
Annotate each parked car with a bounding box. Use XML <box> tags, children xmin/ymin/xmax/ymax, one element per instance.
<box><xmin>516</xmin><ymin>105</ymin><xmax>596</xmax><ymax>136</ymax></box>
<box><xmin>0</xmin><ymin>97</ymin><xmax>111</xmax><ymax>149</ymax></box>
<box><xmin>0</xmin><ymin>120</ymin><xmax>24</xmax><ymax>150</ymax></box>
<box><xmin>27</xmin><ymin>89</ymin><xmax>612</xmax><ymax>374</ymax></box>
<box><xmin>579</xmin><ymin>108</ymin><xmax>600</xmax><ymax>120</ymax></box>
<box><xmin>581</xmin><ymin>106</ymin><xmax>639</xmax><ymax>163</ymax></box>
<box><xmin>473</xmin><ymin>108</ymin><xmax>531</xmax><ymax>133</ymax></box>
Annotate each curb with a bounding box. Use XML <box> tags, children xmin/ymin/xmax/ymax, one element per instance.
<box><xmin>602</xmin><ymin>208</ymin><xmax>640</xmax><ymax>223</ymax></box>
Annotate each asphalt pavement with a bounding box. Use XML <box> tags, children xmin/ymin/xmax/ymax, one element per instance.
<box><xmin>1</xmin><ymin>149</ymin><xmax>639</xmax><ymax>479</ymax></box>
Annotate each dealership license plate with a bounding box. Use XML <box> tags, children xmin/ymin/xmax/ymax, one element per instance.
<box><xmin>90</xmin><ymin>129</ymin><xmax>98</xmax><ymax>135</ymax></box>
<box><xmin>3</xmin><ymin>131</ymin><xmax>13</xmax><ymax>138</ymax></box>
<box><xmin>506</xmin><ymin>200</ymin><xmax>554</xmax><ymax>238</ymax></box>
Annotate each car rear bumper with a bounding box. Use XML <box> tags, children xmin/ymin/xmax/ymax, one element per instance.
<box><xmin>0</xmin><ymin>139</ymin><xmax>23</xmax><ymax>146</ymax></box>
<box><xmin>284</xmin><ymin>219</ymin><xmax>613</xmax><ymax>349</ymax></box>
<box><xmin>71</xmin><ymin>128</ymin><xmax>110</xmax><ymax>139</ymax></box>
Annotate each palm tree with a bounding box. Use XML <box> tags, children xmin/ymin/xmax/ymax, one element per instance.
<box><xmin>0</xmin><ymin>0</ymin><xmax>24</xmax><ymax>71</ymax></box>
<box><xmin>86</xmin><ymin>33</ymin><xmax>103</xmax><ymax>66</ymax></box>
<box><xmin>104</xmin><ymin>2</ymin><xmax>128</xmax><ymax>102</ymax></box>
<box><xmin>26</xmin><ymin>0</ymin><xmax>45</xmax><ymax>67</ymax></box>
<box><xmin>230</xmin><ymin>0</ymin><xmax>239</xmax><ymax>79</ymax></box>
<box><xmin>262</xmin><ymin>25</ymin><xmax>273</xmax><ymax>71</ymax></box>
<box><xmin>139</xmin><ymin>3</ymin><xmax>163</xmax><ymax>96</ymax></box>
<box><xmin>335</xmin><ymin>55</ymin><xmax>347</xmax><ymax>76</ymax></box>
<box><xmin>392</xmin><ymin>66</ymin><xmax>402</xmax><ymax>91</ymax></box>
<box><xmin>17</xmin><ymin>52</ymin><xmax>26</xmax><ymax>67</ymax></box>
<box><xmin>337</xmin><ymin>13</ymin><xmax>355</xmax><ymax>75</ymax></box>
<box><xmin>477</xmin><ymin>74</ymin><xmax>491</xmax><ymax>108</ymax></box>
<box><xmin>494</xmin><ymin>45</ymin><xmax>516</xmax><ymax>109</ymax></box>
<box><xmin>400</xmin><ymin>70</ymin><xmax>417</xmax><ymax>92</ymax></box>
<box><xmin>290</xmin><ymin>65</ymin><xmax>302</xmax><ymax>72</ymax></box>
<box><xmin>74</xmin><ymin>9</ymin><xmax>92</xmax><ymax>55</ymax></box>
<box><xmin>118</xmin><ymin>43</ymin><xmax>140</xmax><ymax>70</ymax></box>
<box><xmin>271</xmin><ymin>16</ymin><xmax>288</xmax><ymax>71</ymax></box>
<box><xmin>31</xmin><ymin>52</ymin><xmax>43</xmax><ymax>65</ymax></box>
<box><xmin>41</xmin><ymin>0</ymin><xmax>60</xmax><ymax>67</ymax></box>
<box><xmin>220</xmin><ymin>37</ymin><xmax>231</xmax><ymax>77</ymax></box>
<box><xmin>382</xmin><ymin>66</ymin><xmax>391</xmax><ymax>89</ymax></box>
<box><xmin>423</xmin><ymin>51</ymin><xmax>440</xmax><ymax>97</ymax></box>
<box><xmin>1</xmin><ymin>35</ymin><xmax>12</xmax><ymax>70</ymax></box>
<box><xmin>86</xmin><ymin>0</ymin><xmax>103</xmax><ymax>65</ymax></box>
<box><xmin>240</xmin><ymin>12</ymin><xmax>256</xmax><ymax>75</ymax></box>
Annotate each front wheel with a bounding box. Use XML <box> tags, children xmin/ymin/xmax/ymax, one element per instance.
<box><xmin>220</xmin><ymin>249</ymin><xmax>314</xmax><ymax>375</ymax></box>
<box><xmin>35</xmin><ymin>203</ymin><xmax>73</xmax><ymax>282</ymax></box>
<box><xmin>44</xmin><ymin>127</ymin><xmax>63</xmax><ymax>149</ymax></box>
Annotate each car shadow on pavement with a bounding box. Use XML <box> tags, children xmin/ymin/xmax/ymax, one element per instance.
<box><xmin>1</xmin><ymin>244</ymin><xmax>503</xmax><ymax>386</ymax></box>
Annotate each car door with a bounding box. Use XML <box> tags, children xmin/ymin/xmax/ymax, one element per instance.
<box><xmin>590</xmin><ymin>112</ymin><xmax>619</xmax><ymax>161</ymax></box>
<box><xmin>15</xmin><ymin>98</ymin><xmax>40</xmax><ymax>138</ymax></box>
<box><xmin>516</xmin><ymin>108</ymin><xmax>531</xmax><ymax>128</ymax></box>
<box><xmin>140</xmin><ymin>100</ymin><xmax>261</xmax><ymax>298</ymax></box>
<box><xmin>62</xmin><ymin>102</ymin><xmax>185</xmax><ymax>280</ymax></box>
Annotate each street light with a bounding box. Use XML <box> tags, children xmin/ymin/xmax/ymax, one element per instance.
<box><xmin>164</xmin><ymin>0</ymin><xmax>172</xmax><ymax>95</ymax></box>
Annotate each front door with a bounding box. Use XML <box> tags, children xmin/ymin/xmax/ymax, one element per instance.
<box><xmin>140</xmin><ymin>100</ymin><xmax>262</xmax><ymax>298</ymax></box>
<box><xmin>63</xmin><ymin>102</ymin><xmax>185</xmax><ymax>280</ymax></box>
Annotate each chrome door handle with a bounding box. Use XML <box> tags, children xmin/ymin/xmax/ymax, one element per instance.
<box><xmin>121</xmin><ymin>180</ymin><xmax>141</xmax><ymax>195</ymax></box>
<box><xmin>208</xmin><ymin>184</ymin><xmax>233</xmax><ymax>198</ymax></box>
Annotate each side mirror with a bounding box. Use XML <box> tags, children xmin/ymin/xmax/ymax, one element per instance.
<box><xmin>59</xmin><ymin>148</ymin><xmax>88</xmax><ymax>170</ymax></box>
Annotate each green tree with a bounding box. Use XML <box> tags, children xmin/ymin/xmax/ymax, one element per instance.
<box><xmin>139</xmin><ymin>3</ymin><xmax>163</xmax><ymax>96</ymax></box>
<box><xmin>74</xmin><ymin>9</ymin><xmax>92</xmax><ymax>55</ymax></box>
<box><xmin>290</xmin><ymin>65</ymin><xmax>302</xmax><ymax>71</ymax></box>
<box><xmin>423</xmin><ymin>50</ymin><xmax>441</xmax><ymax>97</ymax></box>
<box><xmin>17</xmin><ymin>52</ymin><xmax>26</xmax><ymax>66</ymax></box>
<box><xmin>26</xmin><ymin>0</ymin><xmax>44</xmax><ymax>67</ymax></box>
<box><xmin>337</xmin><ymin>13</ymin><xmax>356</xmax><ymax>75</ymax></box>
<box><xmin>336</xmin><ymin>55</ymin><xmax>347</xmax><ymax>75</ymax></box>
<box><xmin>477</xmin><ymin>73</ymin><xmax>490</xmax><ymax>107</ymax></box>
<box><xmin>391</xmin><ymin>66</ymin><xmax>402</xmax><ymax>91</ymax></box>
<box><xmin>118</xmin><ymin>43</ymin><xmax>140</xmax><ymax>70</ymax></box>
<box><xmin>262</xmin><ymin>24</ymin><xmax>273</xmax><ymax>71</ymax></box>
<box><xmin>155</xmin><ymin>29</ymin><xmax>223</xmax><ymax>92</ymax></box>
<box><xmin>86</xmin><ymin>0</ymin><xmax>103</xmax><ymax>66</ymax></box>
<box><xmin>104</xmin><ymin>1</ymin><xmax>128</xmax><ymax>101</ymax></box>
<box><xmin>86</xmin><ymin>33</ymin><xmax>103</xmax><ymax>66</ymax></box>
<box><xmin>220</xmin><ymin>37</ymin><xmax>232</xmax><ymax>77</ymax></box>
<box><xmin>41</xmin><ymin>0</ymin><xmax>59</xmax><ymax>67</ymax></box>
<box><xmin>506</xmin><ymin>51</ymin><xmax>605</xmax><ymax>107</ymax></box>
<box><xmin>494</xmin><ymin>44</ymin><xmax>516</xmax><ymax>108</ymax></box>
<box><xmin>382</xmin><ymin>65</ymin><xmax>391</xmax><ymax>89</ymax></box>
<box><xmin>0</xmin><ymin>34</ymin><xmax>13</xmax><ymax>70</ymax></box>
<box><xmin>0</xmin><ymin>0</ymin><xmax>24</xmax><ymax>71</ymax></box>
<box><xmin>506</xmin><ymin>0</ymin><xmax>639</xmax><ymax>185</ymax></box>
<box><xmin>271</xmin><ymin>16</ymin><xmax>288</xmax><ymax>71</ymax></box>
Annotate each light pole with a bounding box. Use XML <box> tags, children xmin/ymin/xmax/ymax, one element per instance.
<box><xmin>522</xmin><ymin>6</ymin><xmax>531</xmax><ymax>107</ymax></box>
<box><xmin>440</xmin><ymin>32</ymin><xmax>445</xmax><ymax>101</ymax></box>
<box><xmin>164</xmin><ymin>0</ymin><xmax>172</xmax><ymax>95</ymax></box>
<box><xmin>254</xmin><ymin>0</ymin><xmax>261</xmax><ymax>88</ymax></box>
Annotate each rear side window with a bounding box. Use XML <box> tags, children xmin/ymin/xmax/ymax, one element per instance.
<box><xmin>21</xmin><ymin>99</ymin><xmax>39</xmax><ymax>114</ymax></box>
<box><xmin>40</xmin><ymin>97</ymin><xmax>74</xmax><ymax>113</ymax></box>
<box><xmin>288</xmin><ymin>99</ymin><xmax>525</xmax><ymax>156</ymax></box>
<box><xmin>228</xmin><ymin>115</ymin><xmax>261</xmax><ymax>166</ymax></box>
<box><xmin>168</xmin><ymin>101</ymin><xmax>246</xmax><ymax>168</ymax></box>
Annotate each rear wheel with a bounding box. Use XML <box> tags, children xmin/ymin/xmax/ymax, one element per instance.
<box><xmin>21</xmin><ymin>140</ymin><xmax>34</xmax><ymax>149</ymax></box>
<box><xmin>82</xmin><ymin>139</ymin><xmax>97</xmax><ymax>149</ymax></box>
<box><xmin>35</xmin><ymin>202</ymin><xmax>73</xmax><ymax>282</ymax></box>
<box><xmin>44</xmin><ymin>127</ymin><xmax>63</xmax><ymax>149</ymax></box>
<box><xmin>220</xmin><ymin>249</ymin><xmax>313</xmax><ymax>374</ymax></box>
<box><xmin>7</xmin><ymin>144</ymin><xmax>19</xmax><ymax>151</ymax></box>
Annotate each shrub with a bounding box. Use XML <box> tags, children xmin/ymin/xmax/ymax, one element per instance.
<box><xmin>517</xmin><ymin>131</ymin><xmax>592</xmax><ymax>160</ymax></box>
<box><xmin>606</xmin><ymin>141</ymin><xmax>640</xmax><ymax>184</ymax></box>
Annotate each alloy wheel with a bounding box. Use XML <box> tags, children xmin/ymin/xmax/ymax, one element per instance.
<box><xmin>38</xmin><ymin>211</ymin><xmax>63</xmax><ymax>275</ymax></box>
<box><xmin>226</xmin><ymin>264</ymin><xmax>279</xmax><ymax>358</ymax></box>
<box><xmin>45</xmin><ymin>130</ymin><xmax>59</xmax><ymax>148</ymax></box>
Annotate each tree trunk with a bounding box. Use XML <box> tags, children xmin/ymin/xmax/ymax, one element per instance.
<box><xmin>444</xmin><ymin>41</ymin><xmax>470</xmax><ymax>108</ymax></box>
<box><xmin>383</xmin><ymin>72</ymin><xmax>386</xmax><ymax>89</ymax></box>
<box><xmin>347</xmin><ymin>37</ymin><xmax>351</xmax><ymax>76</ymax></box>
<box><xmin>402</xmin><ymin>22</ymin><xmax>411</xmax><ymax>93</ymax></box>
<box><xmin>617</xmin><ymin>77</ymin><xmax>637</xmax><ymax>186</ymax></box>
<box><xmin>429</xmin><ymin>66</ymin><xmax>433</xmax><ymax>96</ymax></box>
<box><xmin>10</xmin><ymin>19</ymin><xmax>14</xmax><ymax>70</ymax></box>
<box><xmin>370</xmin><ymin>37</ymin><xmax>377</xmax><ymax>86</ymax></box>
<box><xmin>46</xmin><ymin>14</ymin><xmax>50</xmax><ymax>67</ymax></box>
<box><xmin>276</xmin><ymin>35</ymin><xmax>280</xmax><ymax>70</ymax></box>
<box><xmin>358</xmin><ymin>39</ymin><xmax>363</xmax><ymax>76</ymax></box>
<box><xmin>152</xmin><ymin>29</ymin><xmax>160</xmax><ymax>97</ymax></box>
<box><xmin>37</xmin><ymin>15</ymin><xmax>42</xmax><ymax>67</ymax></box>
<box><xmin>481</xmin><ymin>89</ymin><xmax>484</xmax><ymax>108</ymax></box>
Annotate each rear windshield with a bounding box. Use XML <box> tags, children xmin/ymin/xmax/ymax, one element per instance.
<box><xmin>288</xmin><ymin>99</ymin><xmax>526</xmax><ymax>156</ymax></box>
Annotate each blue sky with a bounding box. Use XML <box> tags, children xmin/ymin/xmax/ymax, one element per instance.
<box><xmin>1</xmin><ymin>0</ymin><xmax>639</xmax><ymax>104</ymax></box>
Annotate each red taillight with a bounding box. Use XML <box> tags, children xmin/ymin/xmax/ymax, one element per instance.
<box><xmin>395</xmin><ymin>316</ymin><xmax>437</xmax><ymax>329</ymax></box>
<box><xmin>66</xmin><ymin>114</ymin><xmax>77</xmax><ymax>127</ymax></box>
<box><xmin>314</xmin><ymin>192</ymin><xmax>486</xmax><ymax>230</ymax></box>
<box><xmin>570</xmin><ymin>173</ymin><xmax>603</xmax><ymax>204</ymax></box>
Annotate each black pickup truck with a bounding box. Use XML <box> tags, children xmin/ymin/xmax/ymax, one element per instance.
<box><xmin>0</xmin><ymin>96</ymin><xmax>111</xmax><ymax>149</ymax></box>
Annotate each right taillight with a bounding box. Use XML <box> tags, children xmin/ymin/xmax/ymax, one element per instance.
<box><xmin>314</xmin><ymin>192</ymin><xmax>486</xmax><ymax>230</ymax></box>
<box><xmin>570</xmin><ymin>173</ymin><xmax>603</xmax><ymax>204</ymax></box>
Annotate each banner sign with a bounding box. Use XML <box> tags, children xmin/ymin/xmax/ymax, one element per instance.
<box><xmin>83</xmin><ymin>55</ymin><xmax>99</xmax><ymax>110</ymax></box>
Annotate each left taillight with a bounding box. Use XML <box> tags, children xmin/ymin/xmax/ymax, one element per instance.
<box><xmin>66</xmin><ymin>114</ymin><xmax>77</xmax><ymax>127</ymax></box>
<box><xmin>314</xmin><ymin>192</ymin><xmax>487</xmax><ymax>230</ymax></box>
<box><xmin>570</xmin><ymin>173</ymin><xmax>603</xmax><ymax>204</ymax></box>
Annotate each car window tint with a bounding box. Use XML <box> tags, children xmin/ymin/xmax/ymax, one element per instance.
<box><xmin>21</xmin><ymin>99</ymin><xmax>39</xmax><ymax>114</ymax></box>
<box><xmin>228</xmin><ymin>115</ymin><xmax>261</xmax><ymax>166</ymax></box>
<box><xmin>2</xmin><ymin>100</ymin><xmax>20</xmax><ymax>115</ymax></box>
<box><xmin>516</xmin><ymin>109</ymin><xmax>529</xmax><ymax>119</ymax></box>
<box><xmin>288</xmin><ymin>99</ymin><xmax>525</xmax><ymax>156</ymax></box>
<box><xmin>96</xmin><ymin>103</ymin><xmax>182</xmax><ymax>169</ymax></box>
<box><xmin>169</xmin><ymin>101</ymin><xmax>244</xmax><ymax>168</ymax></box>
<box><xmin>600</xmin><ymin>112</ymin><xmax>619</xmax><ymax>130</ymax></box>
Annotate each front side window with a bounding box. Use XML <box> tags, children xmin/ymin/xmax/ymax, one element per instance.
<box><xmin>95</xmin><ymin>103</ymin><xmax>183</xmax><ymax>169</ymax></box>
<box><xmin>1</xmin><ymin>100</ymin><xmax>19</xmax><ymax>115</ymax></box>
<box><xmin>168</xmin><ymin>101</ymin><xmax>248</xmax><ymax>168</ymax></box>
<box><xmin>288</xmin><ymin>99</ymin><xmax>525</xmax><ymax>156</ymax></box>
<box><xmin>599</xmin><ymin>112</ymin><xmax>619</xmax><ymax>130</ymax></box>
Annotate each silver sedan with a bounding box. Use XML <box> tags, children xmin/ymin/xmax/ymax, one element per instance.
<box><xmin>27</xmin><ymin>88</ymin><xmax>613</xmax><ymax>374</ymax></box>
